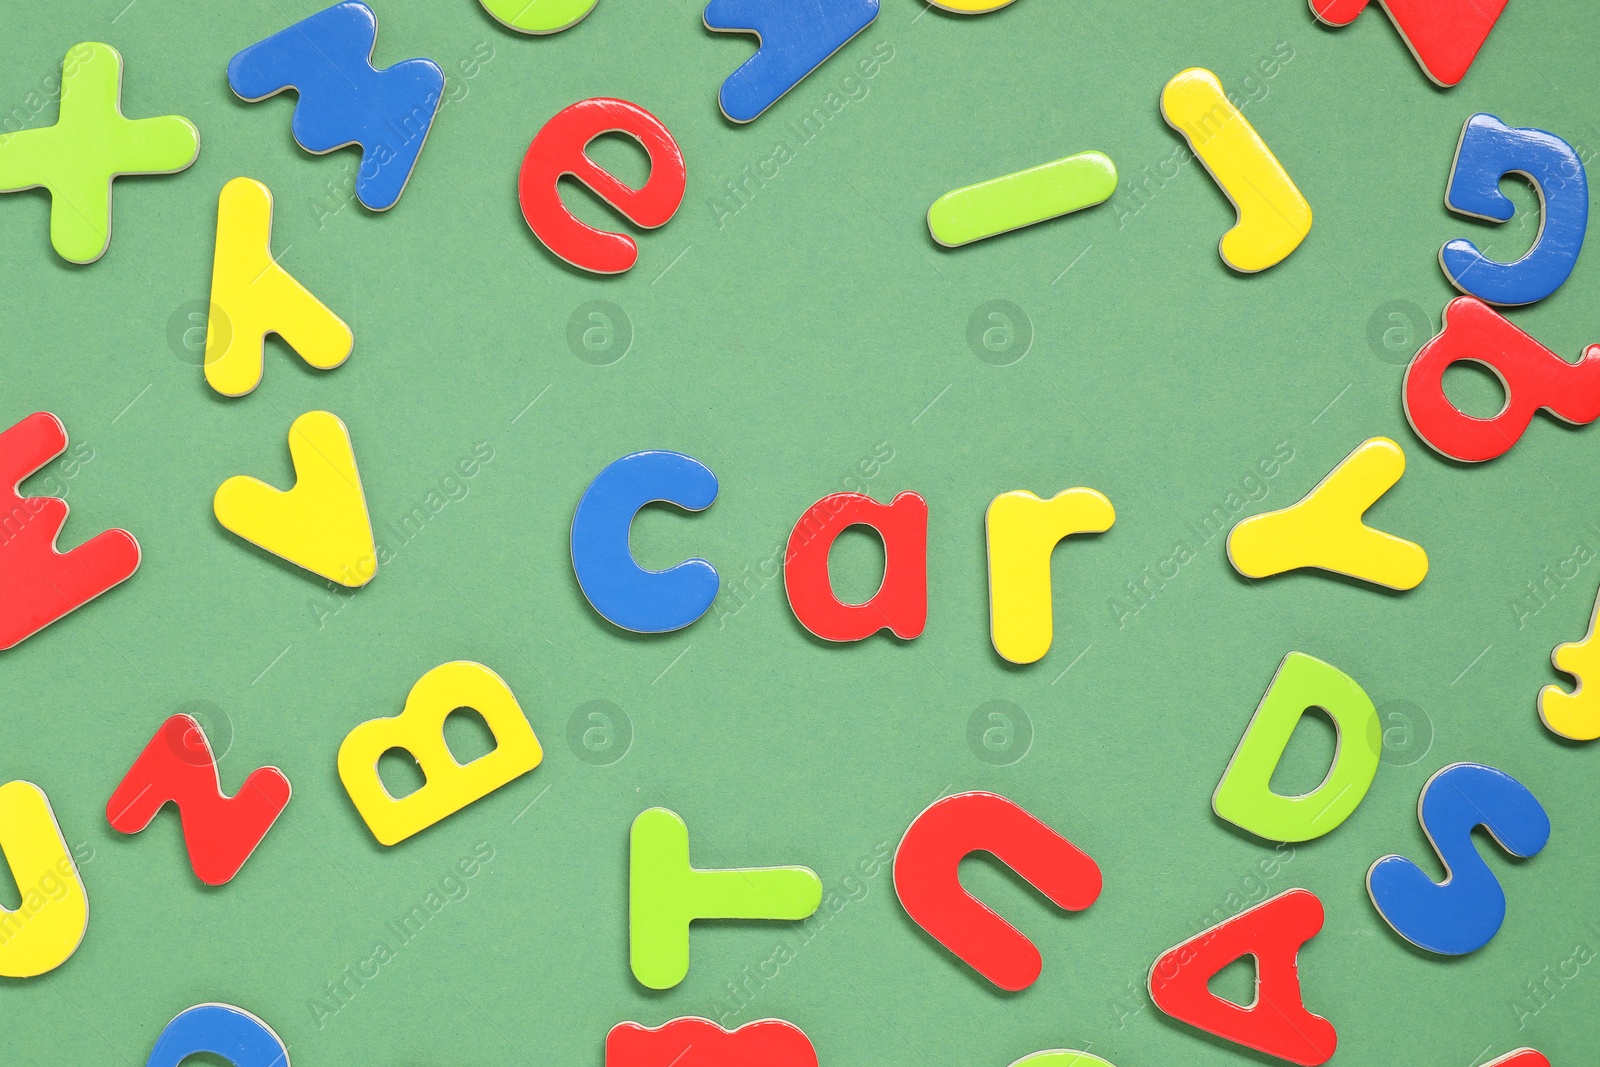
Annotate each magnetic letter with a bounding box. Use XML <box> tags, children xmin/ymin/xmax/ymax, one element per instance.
<box><xmin>784</xmin><ymin>491</ymin><xmax>926</xmax><ymax>641</ymax></box>
<box><xmin>338</xmin><ymin>661</ymin><xmax>543</xmax><ymax>845</ymax></box>
<box><xmin>1541</xmin><ymin>578</ymin><xmax>1600</xmax><ymax>741</ymax></box>
<box><xmin>1479</xmin><ymin>1052</ymin><xmax>1549</xmax><ymax>1067</ymax></box>
<box><xmin>519</xmin><ymin>98</ymin><xmax>686</xmax><ymax>274</ymax></box>
<box><xmin>1213</xmin><ymin>652</ymin><xmax>1381</xmax><ymax>842</ymax></box>
<box><xmin>228</xmin><ymin>2</ymin><xmax>443</xmax><ymax>210</ymax></box>
<box><xmin>480</xmin><ymin>0</ymin><xmax>599</xmax><ymax>33</ymax></box>
<box><xmin>703</xmin><ymin>0</ymin><xmax>879</xmax><ymax>123</ymax></box>
<box><xmin>986</xmin><ymin>487</ymin><xmax>1114</xmax><ymax>665</ymax></box>
<box><xmin>1310</xmin><ymin>0</ymin><xmax>1506</xmax><ymax>87</ymax></box>
<box><xmin>1005</xmin><ymin>1053</ymin><xmax>1118</xmax><ymax>1067</ymax></box>
<box><xmin>1404</xmin><ymin>297</ymin><xmax>1600</xmax><ymax>462</ymax></box>
<box><xmin>630</xmin><ymin>807</ymin><xmax>821</xmax><ymax>989</ymax></box>
<box><xmin>0</xmin><ymin>781</ymin><xmax>87</xmax><ymax>978</ymax></box>
<box><xmin>928</xmin><ymin>152</ymin><xmax>1118</xmax><ymax>247</ymax></box>
<box><xmin>608</xmin><ymin>1018</ymin><xmax>815</xmax><ymax>1067</ymax></box>
<box><xmin>106</xmin><ymin>715</ymin><xmax>291</xmax><ymax>886</ymax></box>
<box><xmin>894</xmin><ymin>791</ymin><xmax>1101</xmax><ymax>990</ymax></box>
<box><xmin>146</xmin><ymin>1003</ymin><xmax>290</xmax><ymax>1067</ymax></box>
<box><xmin>1161</xmin><ymin>68</ymin><xmax>1311</xmax><ymax>273</ymax></box>
<box><xmin>1148</xmin><ymin>889</ymin><xmax>1336</xmax><ymax>1066</ymax></box>
<box><xmin>1227</xmin><ymin>438</ymin><xmax>1427</xmax><ymax>591</ymax></box>
<box><xmin>0</xmin><ymin>42</ymin><xmax>198</xmax><ymax>263</ymax></box>
<box><xmin>1442</xmin><ymin>114</ymin><xmax>1587</xmax><ymax>306</ymax></box>
<box><xmin>572</xmin><ymin>451</ymin><xmax>719</xmax><ymax>633</ymax></box>
<box><xmin>0</xmin><ymin>411</ymin><xmax>139</xmax><ymax>650</ymax></box>
<box><xmin>203</xmin><ymin>177</ymin><xmax>353</xmax><ymax>397</ymax></box>
<box><xmin>1367</xmin><ymin>762</ymin><xmax>1549</xmax><ymax>955</ymax></box>
<box><xmin>213</xmin><ymin>411</ymin><xmax>377</xmax><ymax>587</ymax></box>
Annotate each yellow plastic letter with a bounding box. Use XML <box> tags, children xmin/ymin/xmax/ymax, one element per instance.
<box><xmin>1541</xmin><ymin>582</ymin><xmax>1600</xmax><ymax>741</ymax></box>
<box><xmin>338</xmin><ymin>661</ymin><xmax>543</xmax><ymax>845</ymax></box>
<box><xmin>1227</xmin><ymin>438</ymin><xmax>1427</xmax><ymax>591</ymax></box>
<box><xmin>986</xmin><ymin>488</ymin><xmax>1115</xmax><ymax>665</ymax></box>
<box><xmin>213</xmin><ymin>410</ymin><xmax>377</xmax><ymax>588</ymax></box>
<box><xmin>1160</xmin><ymin>67</ymin><xmax>1312</xmax><ymax>273</ymax></box>
<box><xmin>204</xmin><ymin>177</ymin><xmax>353</xmax><ymax>397</ymax></box>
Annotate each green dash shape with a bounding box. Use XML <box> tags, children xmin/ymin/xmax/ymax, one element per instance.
<box><xmin>928</xmin><ymin>151</ymin><xmax>1117</xmax><ymax>248</ymax></box>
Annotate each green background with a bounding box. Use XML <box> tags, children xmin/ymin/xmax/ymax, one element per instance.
<box><xmin>0</xmin><ymin>0</ymin><xmax>1595</xmax><ymax>1063</ymax></box>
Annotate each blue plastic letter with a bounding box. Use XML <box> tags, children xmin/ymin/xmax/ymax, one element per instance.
<box><xmin>146</xmin><ymin>1003</ymin><xmax>289</xmax><ymax>1067</ymax></box>
<box><xmin>704</xmin><ymin>0</ymin><xmax>879</xmax><ymax>123</ymax></box>
<box><xmin>1441</xmin><ymin>113</ymin><xmax>1588</xmax><ymax>306</ymax></box>
<box><xmin>228</xmin><ymin>2</ymin><xmax>444</xmax><ymax>211</ymax></box>
<box><xmin>1367</xmin><ymin>762</ymin><xmax>1550</xmax><ymax>955</ymax></box>
<box><xmin>571</xmin><ymin>451</ymin><xmax>719</xmax><ymax>633</ymax></box>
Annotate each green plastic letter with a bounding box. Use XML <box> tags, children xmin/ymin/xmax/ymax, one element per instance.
<box><xmin>1212</xmin><ymin>652</ymin><xmax>1381</xmax><ymax>842</ymax></box>
<box><xmin>629</xmin><ymin>807</ymin><xmax>822</xmax><ymax>989</ymax></box>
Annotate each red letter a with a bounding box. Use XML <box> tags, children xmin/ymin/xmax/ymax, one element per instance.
<box><xmin>1147</xmin><ymin>888</ymin><xmax>1336</xmax><ymax>1066</ymax></box>
<box><xmin>107</xmin><ymin>715</ymin><xmax>291</xmax><ymax>886</ymax></box>
<box><xmin>784</xmin><ymin>491</ymin><xmax>927</xmax><ymax>641</ymax></box>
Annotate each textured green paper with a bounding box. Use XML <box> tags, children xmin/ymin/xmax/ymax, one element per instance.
<box><xmin>0</xmin><ymin>1</ymin><xmax>1594</xmax><ymax>1065</ymax></box>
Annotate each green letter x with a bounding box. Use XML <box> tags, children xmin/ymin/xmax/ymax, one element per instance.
<box><xmin>0</xmin><ymin>42</ymin><xmax>199</xmax><ymax>264</ymax></box>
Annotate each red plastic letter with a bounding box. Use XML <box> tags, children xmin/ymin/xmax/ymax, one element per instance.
<box><xmin>518</xmin><ymin>97</ymin><xmax>686</xmax><ymax>275</ymax></box>
<box><xmin>784</xmin><ymin>491</ymin><xmax>927</xmax><ymax>641</ymax></box>
<box><xmin>1482</xmin><ymin>1052</ymin><xmax>1549</xmax><ymax>1067</ymax></box>
<box><xmin>607</xmin><ymin>1018</ymin><xmax>817</xmax><ymax>1067</ymax></box>
<box><xmin>1404</xmin><ymin>297</ymin><xmax>1600</xmax><ymax>463</ymax></box>
<box><xmin>1310</xmin><ymin>0</ymin><xmax>1506</xmax><ymax>87</ymax></box>
<box><xmin>0</xmin><ymin>411</ymin><xmax>139</xmax><ymax>650</ymax></box>
<box><xmin>106</xmin><ymin>715</ymin><xmax>292</xmax><ymax>886</ymax></box>
<box><xmin>894</xmin><ymin>791</ymin><xmax>1101</xmax><ymax>990</ymax></box>
<box><xmin>1147</xmin><ymin>888</ymin><xmax>1336</xmax><ymax>1066</ymax></box>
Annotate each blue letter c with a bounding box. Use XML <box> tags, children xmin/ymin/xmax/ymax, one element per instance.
<box><xmin>571</xmin><ymin>451</ymin><xmax>719</xmax><ymax>633</ymax></box>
